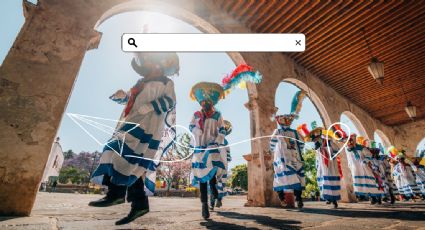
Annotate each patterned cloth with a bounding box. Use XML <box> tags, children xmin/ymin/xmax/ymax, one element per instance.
<box><xmin>315</xmin><ymin>140</ymin><xmax>341</xmax><ymax>201</ymax></box>
<box><xmin>217</xmin><ymin>139</ymin><xmax>231</xmax><ymax>200</ymax></box>
<box><xmin>190</xmin><ymin>111</ymin><xmax>226</xmax><ymax>185</ymax></box>
<box><xmin>346</xmin><ymin>145</ymin><xmax>384</xmax><ymax>198</ymax></box>
<box><xmin>415</xmin><ymin>166</ymin><xmax>425</xmax><ymax>196</ymax></box>
<box><xmin>372</xmin><ymin>156</ymin><xmax>398</xmax><ymax>198</ymax></box>
<box><xmin>393</xmin><ymin>163</ymin><xmax>420</xmax><ymax>197</ymax></box>
<box><xmin>270</xmin><ymin>126</ymin><xmax>305</xmax><ymax>192</ymax></box>
<box><xmin>92</xmin><ymin>77</ymin><xmax>175</xmax><ymax>192</ymax></box>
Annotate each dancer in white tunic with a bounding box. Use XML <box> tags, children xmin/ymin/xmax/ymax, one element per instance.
<box><xmin>345</xmin><ymin>134</ymin><xmax>384</xmax><ymax>204</ymax></box>
<box><xmin>270</xmin><ymin>91</ymin><xmax>306</xmax><ymax>208</ymax></box>
<box><xmin>299</xmin><ymin>124</ymin><xmax>344</xmax><ymax>208</ymax></box>
<box><xmin>393</xmin><ymin>153</ymin><xmax>420</xmax><ymax>200</ymax></box>
<box><xmin>89</xmin><ymin>52</ymin><xmax>179</xmax><ymax>225</ymax></box>
<box><xmin>189</xmin><ymin>82</ymin><xmax>226</xmax><ymax>219</ymax></box>
<box><xmin>369</xmin><ymin>142</ymin><xmax>396</xmax><ymax>204</ymax></box>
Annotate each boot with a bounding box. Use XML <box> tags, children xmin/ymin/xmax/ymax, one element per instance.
<box><xmin>115</xmin><ymin>207</ymin><xmax>149</xmax><ymax>225</ymax></box>
<box><xmin>390</xmin><ymin>195</ymin><xmax>396</xmax><ymax>204</ymax></box>
<box><xmin>216</xmin><ymin>199</ymin><xmax>222</xmax><ymax>208</ymax></box>
<box><xmin>88</xmin><ymin>195</ymin><xmax>125</xmax><ymax>207</ymax></box>
<box><xmin>202</xmin><ymin>202</ymin><xmax>210</xmax><ymax>219</ymax></box>
<box><xmin>297</xmin><ymin>200</ymin><xmax>304</xmax><ymax>209</ymax></box>
<box><xmin>209</xmin><ymin>197</ymin><xmax>215</xmax><ymax>211</ymax></box>
<box><xmin>332</xmin><ymin>200</ymin><xmax>338</xmax><ymax>208</ymax></box>
<box><xmin>370</xmin><ymin>197</ymin><xmax>377</xmax><ymax>205</ymax></box>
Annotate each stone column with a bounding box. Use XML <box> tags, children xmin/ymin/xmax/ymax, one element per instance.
<box><xmin>0</xmin><ymin>1</ymin><xmax>100</xmax><ymax>215</ymax></box>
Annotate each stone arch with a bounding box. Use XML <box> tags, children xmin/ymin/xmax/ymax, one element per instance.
<box><xmin>374</xmin><ymin>129</ymin><xmax>392</xmax><ymax>149</ymax></box>
<box><xmin>282</xmin><ymin>78</ymin><xmax>332</xmax><ymax>128</ymax></box>
<box><xmin>416</xmin><ymin>137</ymin><xmax>425</xmax><ymax>157</ymax></box>
<box><xmin>341</xmin><ymin>111</ymin><xmax>370</xmax><ymax>140</ymax></box>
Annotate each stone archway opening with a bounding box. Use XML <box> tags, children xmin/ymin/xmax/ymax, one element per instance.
<box><xmin>416</xmin><ymin>137</ymin><xmax>425</xmax><ymax>158</ymax></box>
<box><xmin>374</xmin><ymin>129</ymin><xmax>392</xmax><ymax>149</ymax></box>
<box><xmin>281</xmin><ymin>78</ymin><xmax>332</xmax><ymax>128</ymax></box>
<box><xmin>340</xmin><ymin>111</ymin><xmax>370</xmax><ymax>140</ymax></box>
<box><xmin>49</xmin><ymin>1</ymin><xmax>258</xmax><ymax>211</ymax></box>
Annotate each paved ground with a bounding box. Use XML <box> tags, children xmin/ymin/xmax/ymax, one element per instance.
<box><xmin>1</xmin><ymin>193</ymin><xmax>425</xmax><ymax>229</ymax></box>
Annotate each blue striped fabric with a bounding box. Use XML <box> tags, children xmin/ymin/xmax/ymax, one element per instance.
<box><xmin>317</xmin><ymin>176</ymin><xmax>341</xmax><ymax>181</ymax></box>
<box><xmin>92</xmin><ymin>163</ymin><xmax>139</xmax><ymax>186</ymax></box>
<box><xmin>321</xmin><ymin>185</ymin><xmax>341</xmax><ymax>190</ymax></box>
<box><xmin>322</xmin><ymin>194</ymin><xmax>341</xmax><ymax>201</ymax></box>
<box><xmin>273</xmin><ymin>183</ymin><xmax>304</xmax><ymax>191</ymax></box>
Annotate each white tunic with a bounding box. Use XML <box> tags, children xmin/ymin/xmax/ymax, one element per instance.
<box><xmin>217</xmin><ymin>139</ymin><xmax>231</xmax><ymax>199</ymax></box>
<box><xmin>190</xmin><ymin>111</ymin><xmax>226</xmax><ymax>184</ymax></box>
<box><xmin>315</xmin><ymin>140</ymin><xmax>341</xmax><ymax>201</ymax></box>
<box><xmin>393</xmin><ymin>163</ymin><xmax>420</xmax><ymax>197</ymax></box>
<box><xmin>345</xmin><ymin>145</ymin><xmax>384</xmax><ymax>198</ymax></box>
<box><xmin>415</xmin><ymin>166</ymin><xmax>425</xmax><ymax>195</ymax></box>
<box><xmin>92</xmin><ymin>77</ymin><xmax>175</xmax><ymax>190</ymax></box>
<box><xmin>270</xmin><ymin>127</ymin><xmax>305</xmax><ymax>192</ymax></box>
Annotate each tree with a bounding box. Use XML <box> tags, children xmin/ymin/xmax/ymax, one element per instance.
<box><xmin>229</xmin><ymin>164</ymin><xmax>248</xmax><ymax>191</ymax></box>
<box><xmin>302</xmin><ymin>148</ymin><xmax>319</xmax><ymax>198</ymax></box>
<box><xmin>157</xmin><ymin>134</ymin><xmax>192</xmax><ymax>191</ymax></box>
<box><xmin>58</xmin><ymin>166</ymin><xmax>88</xmax><ymax>184</ymax></box>
<box><xmin>63</xmin><ymin>149</ymin><xmax>75</xmax><ymax>160</ymax></box>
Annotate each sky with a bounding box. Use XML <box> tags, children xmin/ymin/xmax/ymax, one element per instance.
<box><xmin>2</xmin><ymin>2</ymin><xmax>423</xmax><ymax>168</ymax></box>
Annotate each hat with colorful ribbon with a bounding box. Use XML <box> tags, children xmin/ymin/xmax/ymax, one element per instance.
<box><xmin>190</xmin><ymin>82</ymin><xmax>225</xmax><ymax>105</ymax></box>
<box><xmin>275</xmin><ymin>90</ymin><xmax>307</xmax><ymax>126</ymax></box>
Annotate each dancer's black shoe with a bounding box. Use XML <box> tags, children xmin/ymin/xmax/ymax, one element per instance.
<box><xmin>202</xmin><ymin>202</ymin><xmax>210</xmax><ymax>219</ymax></box>
<box><xmin>297</xmin><ymin>200</ymin><xmax>304</xmax><ymax>209</ymax></box>
<box><xmin>216</xmin><ymin>199</ymin><xmax>222</xmax><ymax>208</ymax></box>
<box><xmin>209</xmin><ymin>198</ymin><xmax>215</xmax><ymax>210</ymax></box>
<box><xmin>115</xmin><ymin>208</ymin><xmax>149</xmax><ymax>225</ymax></box>
<box><xmin>332</xmin><ymin>200</ymin><xmax>338</xmax><ymax>208</ymax></box>
<box><xmin>88</xmin><ymin>196</ymin><xmax>125</xmax><ymax>207</ymax></box>
<box><xmin>326</xmin><ymin>200</ymin><xmax>331</xmax><ymax>205</ymax></box>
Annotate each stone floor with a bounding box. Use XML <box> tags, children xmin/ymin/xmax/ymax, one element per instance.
<box><xmin>1</xmin><ymin>192</ymin><xmax>425</xmax><ymax>229</ymax></box>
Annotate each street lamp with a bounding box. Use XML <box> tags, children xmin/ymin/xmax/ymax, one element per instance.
<box><xmin>368</xmin><ymin>57</ymin><xmax>384</xmax><ymax>85</ymax></box>
<box><xmin>405</xmin><ymin>101</ymin><xmax>417</xmax><ymax>121</ymax></box>
<box><xmin>362</xmin><ymin>28</ymin><xmax>384</xmax><ymax>85</ymax></box>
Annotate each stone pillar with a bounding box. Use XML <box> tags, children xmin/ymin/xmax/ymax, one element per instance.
<box><xmin>0</xmin><ymin>1</ymin><xmax>99</xmax><ymax>215</ymax></box>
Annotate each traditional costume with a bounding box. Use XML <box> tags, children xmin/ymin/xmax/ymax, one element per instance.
<box><xmin>369</xmin><ymin>142</ymin><xmax>396</xmax><ymax>204</ymax></box>
<box><xmin>414</xmin><ymin>160</ymin><xmax>425</xmax><ymax>198</ymax></box>
<box><xmin>190</xmin><ymin>64</ymin><xmax>261</xmax><ymax>219</ymax></box>
<box><xmin>89</xmin><ymin>52</ymin><xmax>179</xmax><ymax>225</ymax></box>
<box><xmin>393</xmin><ymin>153</ymin><xmax>420</xmax><ymax>199</ymax></box>
<box><xmin>215</xmin><ymin>120</ymin><xmax>233</xmax><ymax>204</ymax></box>
<box><xmin>298</xmin><ymin>123</ymin><xmax>345</xmax><ymax>208</ymax></box>
<box><xmin>345</xmin><ymin>134</ymin><xmax>384</xmax><ymax>203</ymax></box>
<box><xmin>270</xmin><ymin>91</ymin><xmax>306</xmax><ymax>208</ymax></box>
<box><xmin>189</xmin><ymin>82</ymin><xmax>227</xmax><ymax>219</ymax></box>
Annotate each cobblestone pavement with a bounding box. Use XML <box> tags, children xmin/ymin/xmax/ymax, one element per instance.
<box><xmin>1</xmin><ymin>192</ymin><xmax>425</xmax><ymax>229</ymax></box>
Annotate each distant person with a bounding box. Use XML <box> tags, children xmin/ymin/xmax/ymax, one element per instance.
<box><xmin>51</xmin><ymin>180</ymin><xmax>57</xmax><ymax>193</ymax></box>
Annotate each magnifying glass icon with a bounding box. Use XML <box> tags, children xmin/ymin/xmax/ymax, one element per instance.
<box><xmin>128</xmin><ymin>38</ymin><xmax>137</xmax><ymax>48</ymax></box>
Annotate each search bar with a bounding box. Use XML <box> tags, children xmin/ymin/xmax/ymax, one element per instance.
<box><xmin>122</xmin><ymin>33</ymin><xmax>305</xmax><ymax>52</ymax></box>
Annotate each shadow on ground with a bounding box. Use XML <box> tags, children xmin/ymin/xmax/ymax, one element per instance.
<box><xmin>215</xmin><ymin>211</ymin><xmax>301</xmax><ymax>229</ymax></box>
<box><xmin>294</xmin><ymin>204</ymin><xmax>425</xmax><ymax>221</ymax></box>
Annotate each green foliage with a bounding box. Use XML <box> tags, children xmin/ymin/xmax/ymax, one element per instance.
<box><xmin>58</xmin><ymin>166</ymin><xmax>88</xmax><ymax>184</ymax></box>
<box><xmin>302</xmin><ymin>148</ymin><xmax>319</xmax><ymax>198</ymax></box>
<box><xmin>229</xmin><ymin>164</ymin><xmax>248</xmax><ymax>191</ymax></box>
<box><xmin>63</xmin><ymin>149</ymin><xmax>75</xmax><ymax>160</ymax></box>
